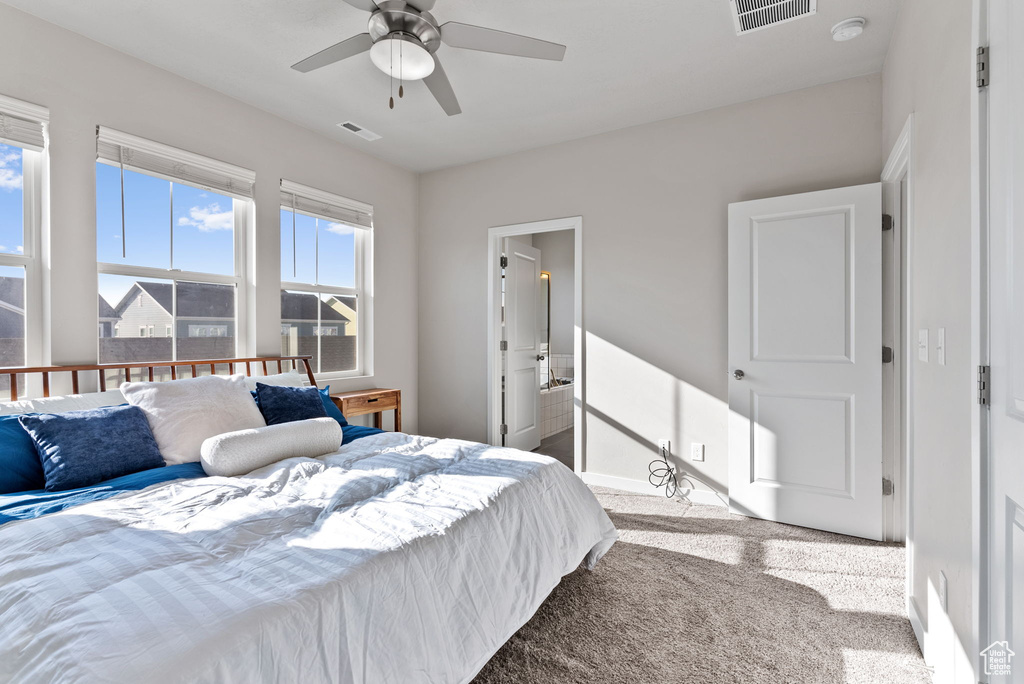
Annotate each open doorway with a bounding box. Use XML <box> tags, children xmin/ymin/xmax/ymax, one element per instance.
<box><xmin>487</xmin><ymin>217</ymin><xmax>583</xmax><ymax>473</ymax></box>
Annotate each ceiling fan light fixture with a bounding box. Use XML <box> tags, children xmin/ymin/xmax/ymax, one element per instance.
<box><xmin>370</xmin><ymin>34</ymin><xmax>434</xmax><ymax>80</ymax></box>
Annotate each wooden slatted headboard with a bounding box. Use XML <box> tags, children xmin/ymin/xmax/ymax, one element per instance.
<box><xmin>0</xmin><ymin>356</ymin><xmax>316</xmax><ymax>402</ymax></box>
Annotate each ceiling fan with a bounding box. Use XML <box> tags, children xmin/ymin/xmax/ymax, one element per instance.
<box><xmin>290</xmin><ymin>0</ymin><xmax>567</xmax><ymax>116</ymax></box>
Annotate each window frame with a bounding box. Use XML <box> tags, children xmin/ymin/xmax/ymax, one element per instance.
<box><xmin>95</xmin><ymin>155</ymin><xmax>253</xmax><ymax>362</ymax></box>
<box><xmin>280</xmin><ymin>181</ymin><xmax>373</xmax><ymax>380</ymax></box>
<box><xmin>0</xmin><ymin>93</ymin><xmax>47</xmax><ymax>372</ymax></box>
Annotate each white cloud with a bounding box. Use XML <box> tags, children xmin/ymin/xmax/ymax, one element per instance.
<box><xmin>325</xmin><ymin>222</ymin><xmax>355</xmax><ymax>236</ymax></box>
<box><xmin>15</xmin><ymin>246</ymin><xmax>22</xmax><ymax>254</ymax></box>
<box><xmin>0</xmin><ymin>150</ymin><xmax>22</xmax><ymax>192</ymax></box>
<box><xmin>177</xmin><ymin>203</ymin><xmax>233</xmax><ymax>232</ymax></box>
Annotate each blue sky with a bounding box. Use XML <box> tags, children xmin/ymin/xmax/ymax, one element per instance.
<box><xmin>0</xmin><ymin>143</ymin><xmax>25</xmax><ymax>258</ymax></box>
<box><xmin>280</xmin><ymin>208</ymin><xmax>356</xmax><ymax>290</ymax></box>
<box><xmin>97</xmin><ymin>163</ymin><xmax>356</xmax><ymax>306</ymax></box>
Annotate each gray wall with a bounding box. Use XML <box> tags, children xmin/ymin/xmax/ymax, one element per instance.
<box><xmin>881</xmin><ymin>0</ymin><xmax>975</xmax><ymax>670</ymax></box>
<box><xmin>0</xmin><ymin>5</ymin><xmax>419</xmax><ymax>431</ymax></box>
<box><xmin>419</xmin><ymin>74</ymin><xmax>883</xmax><ymax>495</ymax></box>
<box><xmin>533</xmin><ymin>230</ymin><xmax>574</xmax><ymax>355</ymax></box>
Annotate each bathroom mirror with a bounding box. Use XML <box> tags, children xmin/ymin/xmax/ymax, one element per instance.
<box><xmin>540</xmin><ymin>271</ymin><xmax>551</xmax><ymax>388</ymax></box>
<box><xmin>540</xmin><ymin>271</ymin><xmax>551</xmax><ymax>353</ymax></box>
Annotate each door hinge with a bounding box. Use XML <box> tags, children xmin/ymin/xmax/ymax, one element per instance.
<box><xmin>499</xmin><ymin>340</ymin><xmax>508</xmax><ymax>352</ymax></box>
<box><xmin>499</xmin><ymin>424</ymin><xmax>508</xmax><ymax>435</ymax></box>
<box><xmin>978</xmin><ymin>365</ymin><xmax>991</xmax><ymax>406</ymax></box>
<box><xmin>500</xmin><ymin>255</ymin><xmax>508</xmax><ymax>268</ymax></box>
<box><xmin>977</xmin><ymin>46</ymin><xmax>989</xmax><ymax>87</ymax></box>
<box><xmin>882</xmin><ymin>214</ymin><xmax>893</xmax><ymax>232</ymax></box>
<box><xmin>882</xmin><ymin>478</ymin><xmax>894</xmax><ymax>497</ymax></box>
<box><xmin>882</xmin><ymin>346</ymin><xmax>893</xmax><ymax>364</ymax></box>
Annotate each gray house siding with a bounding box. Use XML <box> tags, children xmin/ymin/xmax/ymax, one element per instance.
<box><xmin>114</xmin><ymin>289</ymin><xmax>172</xmax><ymax>338</ymax></box>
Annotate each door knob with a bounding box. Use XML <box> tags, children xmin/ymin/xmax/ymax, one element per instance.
<box><xmin>537</xmin><ymin>355</ymin><xmax>546</xmax><ymax>361</ymax></box>
<box><xmin>733</xmin><ymin>369</ymin><xmax>745</xmax><ymax>380</ymax></box>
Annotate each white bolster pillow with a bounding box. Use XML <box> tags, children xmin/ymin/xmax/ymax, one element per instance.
<box><xmin>200</xmin><ymin>417</ymin><xmax>342</xmax><ymax>477</ymax></box>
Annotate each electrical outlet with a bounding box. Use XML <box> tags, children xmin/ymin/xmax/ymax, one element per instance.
<box><xmin>690</xmin><ymin>443</ymin><xmax>705</xmax><ymax>462</ymax></box>
<box><xmin>938</xmin><ymin>571</ymin><xmax>948</xmax><ymax>612</ymax></box>
<box><xmin>658</xmin><ymin>439</ymin><xmax>670</xmax><ymax>459</ymax></box>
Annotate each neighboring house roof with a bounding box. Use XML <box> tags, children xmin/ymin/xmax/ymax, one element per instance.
<box><xmin>115</xmin><ymin>281</ymin><xmax>236</xmax><ymax>319</ymax></box>
<box><xmin>98</xmin><ymin>294</ymin><xmax>119</xmax><ymax>321</ymax></box>
<box><xmin>113</xmin><ymin>280</ymin><xmax>348</xmax><ymax>324</ymax></box>
<box><xmin>281</xmin><ymin>292</ymin><xmax>349</xmax><ymax>323</ymax></box>
<box><xmin>332</xmin><ymin>295</ymin><xmax>356</xmax><ymax>312</ymax></box>
<box><xmin>0</xmin><ymin>276</ymin><xmax>24</xmax><ymax>339</ymax></box>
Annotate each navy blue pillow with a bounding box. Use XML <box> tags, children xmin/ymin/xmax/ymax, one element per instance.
<box><xmin>19</xmin><ymin>405</ymin><xmax>165</xmax><ymax>492</ymax></box>
<box><xmin>319</xmin><ymin>385</ymin><xmax>349</xmax><ymax>428</ymax></box>
<box><xmin>0</xmin><ymin>413</ymin><xmax>44</xmax><ymax>494</ymax></box>
<box><xmin>251</xmin><ymin>386</ymin><xmax>347</xmax><ymax>428</ymax></box>
<box><xmin>255</xmin><ymin>383</ymin><xmax>327</xmax><ymax>426</ymax></box>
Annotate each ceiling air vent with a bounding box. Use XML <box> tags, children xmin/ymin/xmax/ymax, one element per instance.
<box><xmin>729</xmin><ymin>0</ymin><xmax>817</xmax><ymax>35</ymax></box>
<box><xmin>337</xmin><ymin>121</ymin><xmax>382</xmax><ymax>142</ymax></box>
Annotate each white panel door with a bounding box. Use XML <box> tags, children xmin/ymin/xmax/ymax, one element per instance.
<box><xmin>504</xmin><ymin>239</ymin><xmax>542</xmax><ymax>451</ymax></box>
<box><xmin>987</xmin><ymin>0</ymin><xmax>1024</xmax><ymax>672</ymax></box>
<box><xmin>728</xmin><ymin>184</ymin><xmax>883</xmax><ymax>540</ymax></box>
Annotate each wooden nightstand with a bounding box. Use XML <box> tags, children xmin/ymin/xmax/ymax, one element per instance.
<box><xmin>330</xmin><ymin>388</ymin><xmax>402</xmax><ymax>432</ymax></box>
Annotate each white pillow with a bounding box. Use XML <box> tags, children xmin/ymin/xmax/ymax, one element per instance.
<box><xmin>121</xmin><ymin>374</ymin><xmax>266</xmax><ymax>465</ymax></box>
<box><xmin>200</xmin><ymin>417</ymin><xmax>341</xmax><ymax>477</ymax></box>
<box><xmin>0</xmin><ymin>390</ymin><xmax>127</xmax><ymax>416</ymax></box>
<box><xmin>243</xmin><ymin>371</ymin><xmax>308</xmax><ymax>391</ymax></box>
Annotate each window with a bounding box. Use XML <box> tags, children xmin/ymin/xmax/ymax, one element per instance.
<box><xmin>280</xmin><ymin>180</ymin><xmax>371</xmax><ymax>377</ymax></box>
<box><xmin>96</xmin><ymin>127</ymin><xmax>254</xmax><ymax>375</ymax></box>
<box><xmin>0</xmin><ymin>94</ymin><xmax>46</xmax><ymax>386</ymax></box>
<box><xmin>188</xmin><ymin>324</ymin><xmax>227</xmax><ymax>338</ymax></box>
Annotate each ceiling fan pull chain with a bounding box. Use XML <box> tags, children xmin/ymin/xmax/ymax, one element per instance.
<box><xmin>389</xmin><ymin>37</ymin><xmax>395</xmax><ymax>110</ymax></box>
<box><xmin>399</xmin><ymin>37</ymin><xmax>404</xmax><ymax>98</ymax></box>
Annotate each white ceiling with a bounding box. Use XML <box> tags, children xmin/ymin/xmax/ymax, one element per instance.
<box><xmin>3</xmin><ymin>0</ymin><xmax>902</xmax><ymax>172</ymax></box>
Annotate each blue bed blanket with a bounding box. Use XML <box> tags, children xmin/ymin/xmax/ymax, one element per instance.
<box><xmin>0</xmin><ymin>425</ymin><xmax>385</xmax><ymax>526</ymax></box>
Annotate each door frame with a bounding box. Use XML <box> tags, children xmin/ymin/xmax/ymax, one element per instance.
<box><xmin>972</xmin><ymin>0</ymin><xmax>991</xmax><ymax>669</ymax></box>
<box><xmin>881</xmin><ymin>115</ymin><xmax>914</xmax><ymax>596</ymax></box>
<box><xmin>487</xmin><ymin>216</ymin><xmax>584</xmax><ymax>472</ymax></box>
<box><xmin>881</xmin><ymin>116</ymin><xmax>913</xmax><ymax>544</ymax></box>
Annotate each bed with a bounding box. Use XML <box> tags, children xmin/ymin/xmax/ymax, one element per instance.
<box><xmin>0</xmin><ymin>357</ymin><xmax>617</xmax><ymax>684</ymax></box>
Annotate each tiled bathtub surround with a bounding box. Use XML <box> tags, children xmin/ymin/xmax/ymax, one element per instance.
<box><xmin>541</xmin><ymin>384</ymin><xmax>573</xmax><ymax>438</ymax></box>
<box><xmin>540</xmin><ymin>353</ymin><xmax>574</xmax><ymax>388</ymax></box>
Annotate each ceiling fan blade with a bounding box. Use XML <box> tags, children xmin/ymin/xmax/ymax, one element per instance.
<box><xmin>291</xmin><ymin>33</ymin><xmax>373</xmax><ymax>73</ymax></box>
<box><xmin>341</xmin><ymin>0</ymin><xmax>379</xmax><ymax>11</ymax></box>
<box><xmin>423</xmin><ymin>54</ymin><xmax>461</xmax><ymax>116</ymax></box>
<box><xmin>440</xmin><ymin>22</ymin><xmax>566</xmax><ymax>61</ymax></box>
<box><xmin>405</xmin><ymin>0</ymin><xmax>435</xmax><ymax>11</ymax></box>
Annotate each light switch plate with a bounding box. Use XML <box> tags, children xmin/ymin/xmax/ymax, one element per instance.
<box><xmin>690</xmin><ymin>443</ymin><xmax>705</xmax><ymax>462</ymax></box>
<box><xmin>918</xmin><ymin>329</ymin><xmax>929</xmax><ymax>362</ymax></box>
<box><xmin>937</xmin><ymin>328</ymin><xmax>946</xmax><ymax>366</ymax></box>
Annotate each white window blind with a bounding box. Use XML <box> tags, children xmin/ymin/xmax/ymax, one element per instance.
<box><xmin>96</xmin><ymin>126</ymin><xmax>255</xmax><ymax>199</ymax></box>
<box><xmin>280</xmin><ymin>180</ymin><xmax>373</xmax><ymax>229</ymax></box>
<box><xmin>0</xmin><ymin>94</ymin><xmax>47</xmax><ymax>152</ymax></box>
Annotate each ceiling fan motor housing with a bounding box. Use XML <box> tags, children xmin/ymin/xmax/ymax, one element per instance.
<box><xmin>368</xmin><ymin>1</ymin><xmax>441</xmax><ymax>53</ymax></box>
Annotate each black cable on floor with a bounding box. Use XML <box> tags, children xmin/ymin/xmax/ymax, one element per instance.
<box><xmin>648</xmin><ymin>456</ymin><xmax>678</xmax><ymax>498</ymax></box>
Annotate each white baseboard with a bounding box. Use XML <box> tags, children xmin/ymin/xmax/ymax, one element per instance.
<box><xmin>579</xmin><ymin>471</ymin><xmax>728</xmax><ymax>508</ymax></box>
<box><xmin>908</xmin><ymin>596</ymin><xmax>925</xmax><ymax>655</ymax></box>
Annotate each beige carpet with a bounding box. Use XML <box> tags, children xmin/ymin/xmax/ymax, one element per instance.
<box><xmin>474</xmin><ymin>487</ymin><xmax>931</xmax><ymax>684</ymax></box>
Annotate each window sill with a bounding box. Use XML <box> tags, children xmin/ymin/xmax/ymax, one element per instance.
<box><xmin>314</xmin><ymin>371</ymin><xmax>374</xmax><ymax>384</ymax></box>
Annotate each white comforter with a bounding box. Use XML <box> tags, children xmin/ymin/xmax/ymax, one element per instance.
<box><xmin>0</xmin><ymin>432</ymin><xmax>617</xmax><ymax>684</ymax></box>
